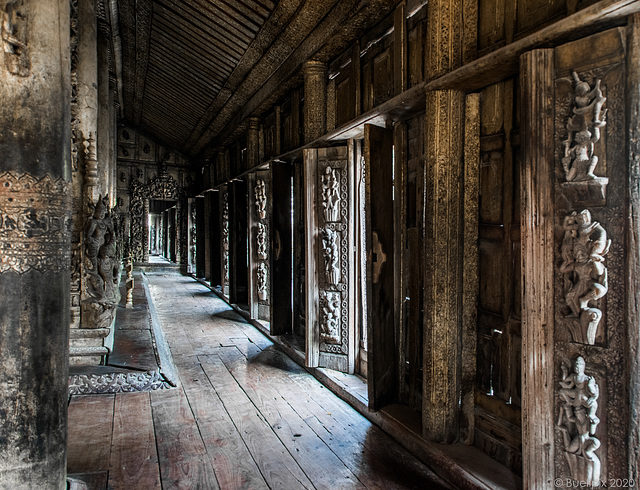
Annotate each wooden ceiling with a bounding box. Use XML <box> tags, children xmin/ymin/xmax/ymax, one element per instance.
<box><xmin>117</xmin><ymin>0</ymin><xmax>398</xmax><ymax>161</ymax></box>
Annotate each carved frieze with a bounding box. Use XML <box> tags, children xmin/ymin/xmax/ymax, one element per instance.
<box><xmin>257</xmin><ymin>262</ymin><xmax>268</xmax><ymax>301</ymax></box>
<box><xmin>321</xmin><ymin>166</ymin><xmax>341</xmax><ymax>222</ymax></box>
<box><xmin>559</xmin><ymin>210</ymin><xmax>610</xmax><ymax>345</ymax></box>
<box><xmin>559</xmin><ymin>71</ymin><xmax>609</xmax><ymax>205</ymax></box>
<box><xmin>254</xmin><ymin>179</ymin><xmax>266</xmax><ymax>220</ymax></box>
<box><xmin>256</xmin><ymin>221</ymin><xmax>267</xmax><ymax>260</ymax></box>
<box><xmin>68</xmin><ymin>370</ymin><xmax>172</xmax><ymax>395</ymax></box>
<box><xmin>0</xmin><ymin>172</ymin><xmax>71</xmax><ymax>274</ymax></box>
<box><xmin>82</xmin><ymin>195</ymin><xmax>121</xmax><ymax>330</ymax></box>
<box><xmin>322</xmin><ymin>227</ymin><xmax>340</xmax><ymax>285</ymax></box>
<box><xmin>557</xmin><ymin>356</ymin><xmax>601</xmax><ymax>486</ymax></box>
<box><xmin>320</xmin><ymin>291</ymin><xmax>341</xmax><ymax>344</ymax></box>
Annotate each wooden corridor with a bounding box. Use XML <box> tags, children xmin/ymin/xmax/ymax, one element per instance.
<box><xmin>67</xmin><ymin>272</ymin><xmax>451</xmax><ymax>489</ymax></box>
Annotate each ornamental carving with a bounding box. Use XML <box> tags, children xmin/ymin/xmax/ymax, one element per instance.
<box><xmin>321</xmin><ymin>166</ymin><xmax>340</xmax><ymax>222</ymax></box>
<box><xmin>0</xmin><ymin>172</ymin><xmax>71</xmax><ymax>274</ymax></box>
<box><xmin>2</xmin><ymin>0</ymin><xmax>29</xmax><ymax>76</ymax></box>
<box><xmin>68</xmin><ymin>369</ymin><xmax>172</xmax><ymax>395</ymax></box>
<box><xmin>320</xmin><ymin>291</ymin><xmax>341</xmax><ymax>344</ymax></box>
<box><xmin>254</xmin><ymin>179</ymin><xmax>266</xmax><ymax>220</ymax></box>
<box><xmin>189</xmin><ymin>202</ymin><xmax>196</xmax><ymax>272</ymax></box>
<box><xmin>257</xmin><ymin>262</ymin><xmax>268</xmax><ymax>301</ymax></box>
<box><xmin>559</xmin><ymin>210</ymin><xmax>610</xmax><ymax>345</ymax></box>
<box><xmin>257</xmin><ymin>222</ymin><xmax>267</xmax><ymax>260</ymax></box>
<box><xmin>82</xmin><ymin>195</ymin><xmax>121</xmax><ymax>330</ymax></box>
<box><xmin>222</xmin><ymin>191</ymin><xmax>229</xmax><ymax>284</ymax></box>
<box><xmin>562</xmin><ymin>72</ymin><xmax>607</xmax><ymax>182</ymax></box>
<box><xmin>322</xmin><ymin>227</ymin><xmax>340</xmax><ymax>285</ymax></box>
<box><xmin>557</xmin><ymin>357</ymin><xmax>601</xmax><ymax>486</ymax></box>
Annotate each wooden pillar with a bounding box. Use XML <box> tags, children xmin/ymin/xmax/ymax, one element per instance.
<box><xmin>628</xmin><ymin>14</ymin><xmax>640</xmax><ymax>482</ymax></box>
<box><xmin>422</xmin><ymin>0</ymin><xmax>464</xmax><ymax>444</ymax></box>
<box><xmin>0</xmin><ymin>0</ymin><xmax>71</xmax><ymax>487</ymax></box>
<box><xmin>303</xmin><ymin>60</ymin><xmax>327</xmax><ymax>144</ymax></box>
<box><xmin>520</xmin><ymin>48</ymin><xmax>555</xmax><ymax>489</ymax></box>
<box><xmin>247</xmin><ymin>117</ymin><xmax>260</xmax><ymax>168</ymax></box>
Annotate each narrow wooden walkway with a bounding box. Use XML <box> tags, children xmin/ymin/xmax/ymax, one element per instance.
<box><xmin>68</xmin><ymin>272</ymin><xmax>452</xmax><ymax>489</ymax></box>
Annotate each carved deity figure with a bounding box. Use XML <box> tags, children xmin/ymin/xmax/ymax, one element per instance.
<box><xmin>257</xmin><ymin>262</ymin><xmax>268</xmax><ymax>301</ymax></box>
<box><xmin>254</xmin><ymin>179</ymin><xmax>267</xmax><ymax>220</ymax></box>
<box><xmin>322</xmin><ymin>227</ymin><xmax>340</xmax><ymax>285</ymax></box>
<box><xmin>321</xmin><ymin>166</ymin><xmax>341</xmax><ymax>222</ymax></box>
<box><xmin>560</xmin><ymin>210</ymin><xmax>610</xmax><ymax>345</ymax></box>
<box><xmin>256</xmin><ymin>222</ymin><xmax>267</xmax><ymax>260</ymax></box>
<box><xmin>82</xmin><ymin>195</ymin><xmax>121</xmax><ymax>329</ymax></box>
<box><xmin>557</xmin><ymin>357</ymin><xmax>601</xmax><ymax>486</ymax></box>
<box><xmin>562</xmin><ymin>72</ymin><xmax>607</xmax><ymax>182</ymax></box>
<box><xmin>320</xmin><ymin>291</ymin><xmax>340</xmax><ymax>344</ymax></box>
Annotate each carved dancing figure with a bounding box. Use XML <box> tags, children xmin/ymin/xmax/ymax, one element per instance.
<box><xmin>320</xmin><ymin>292</ymin><xmax>340</xmax><ymax>343</ymax></box>
<box><xmin>560</xmin><ymin>210</ymin><xmax>610</xmax><ymax>345</ymax></box>
<box><xmin>321</xmin><ymin>166</ymin><xmax>340</xmax><ymax>222</ymax></box>
<box><xmin>322</xmin><ymin>227</ymin><xmax>340</xmax><ymax>285</ymax></box>
<box><xmin>257</xmin><ymin>262</ymin><xmax>268</xmax><ymax>301</ymax></box>
<box><xmin>254</xmin><ymin>180</ymin><xmax>267</xmax><ymax>220</ymax></box>
<box><xmin>557</xmin><ymin>357</ymin><xmax>601</xmax><ymax>486</ymax></box>
<box><xmin>562</xmin><ymin>71</ymin><xmax>607</xmax><ymax>182</ymax></box>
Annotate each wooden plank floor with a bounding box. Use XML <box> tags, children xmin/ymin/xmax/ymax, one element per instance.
<box><xmin>68</xmin><ymin>272</ymin><xmax>452</xmax><ymax>490</ymax></box>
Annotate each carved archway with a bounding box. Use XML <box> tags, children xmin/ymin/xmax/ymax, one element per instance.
<box><xmin>129</xmin><ymin>173</ymin><xmax>184</xmax><ymax>263</ymax></box>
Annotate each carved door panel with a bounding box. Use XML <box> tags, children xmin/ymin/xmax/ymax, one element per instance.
<box><xmin>475</xmin><ymin>79</ymin><xmax>522</xmax><ymax>474</ymax></box>
<box><xmin>220</xmin><ymin>185</ymin><xmax>230</xmax><ymax>297</ymax></box>
<box><xmin>364</xmin><ymin>124</ymin><xmax>396</xmax><ymax>410</ymax></box>
<box><xmin>270</xmin><ymin>161</ymin><xmax>293</xmax><ymax>335</ymax></box>
<box><xmin>304</xmin><ymin>146</ymin><xmax>356</xmax><ymax>373</ymax></box>
<box><xmin>248</xmin><ymin>171</ymin><xmax>271</xmax><ymax>322</ymax></box>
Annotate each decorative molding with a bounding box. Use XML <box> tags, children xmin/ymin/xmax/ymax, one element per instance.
<box><xmin>559</xmin><ymin>210</ymin><xmax>610</xmax><ymax>345</ymax></box>
<box><xmin>254</xmin><ymin>179</ymin><xmax>266</xmax><ymax>220</ymax></box>
<box><xmin>320</xmin><ymin>291</ymin><xmax>341</xmax><ymax>344</ymax></box>
<box><xmin>68</xmin><ymin>370</ymin><xmax>172</xmax><ymax>394</ymax></box>
<box><xmin>557</xmin><ymin>356</ymin><xmax>601</xmax><ymax>486</ymax></box>
<box><xmin>0</xmin><ymin>172</ymin><xmax>71</xmax><ymax>274</ymax></box>
<box><xmin>321</xmin><ymin>166</ymin><xmax>341</xmax><ymax>222</ymax></box>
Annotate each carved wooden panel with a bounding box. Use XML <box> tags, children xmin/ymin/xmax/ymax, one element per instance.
<box><xmin>407</xmin><ymin>12</ymin><xmax>426</xmax><ymax>88</ymax></box>
<box><xmin>478</xmin><ymin>0</ymin><xmax>506</xmax><ymax>53</ymax></box>
<box><xmin>335</xmin><ymin>67</ymin><xmax>355</xmax><ymax>128</ymax></box>
<box><xmin>248</xmin><ymin>171</ymin><xmax>271</xmax><ymax>322</ymax></box>
<box><xmin>304</xmin><ymin>146</ymin><xmax>355</xmax><ymax>373</ymax></box>
<box><xmin>516</xmin><ymin>0</ymin><xmax>565</xmax><ymax>35</ymax></box>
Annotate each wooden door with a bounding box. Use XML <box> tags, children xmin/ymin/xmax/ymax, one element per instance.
<box><xmin>304</xmin><ymin>146</ymin><xmax>356</xmax><ymax>373</ymax></box>
<box><xmin>270</xmin><ymin>161</ymin><xmax>293</xmax><ymax>335</ymax></box>
<box><xmin>364</xmin><ymin>124</ymin><xmax>396</xmax><ymax>410</ymax></box>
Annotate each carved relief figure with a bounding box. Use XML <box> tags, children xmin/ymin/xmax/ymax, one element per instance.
<box><xmin>560</xmin><ymin>210</ymin><xmax>610</xmax><ymax>345</ymax></box>
<box><xmin>254</xmin><ymin>179</ymin><xmax>266</xmax><ymax>220</ymax></box>
<box><xmin>82</xmin><ymin>195</ymin><xmax>121</xmax><ymax>329</ymax></box>
<box><xmin>562</xmin><ymin>72</ymin><xmax>607</xmax><ymax>182</ymax></box>
<box><xmin>322</xmin><ymin>227</ymin><xmax>340</xmax><ymax>285</ymax></box>
<box><xmin>320</xmin><ymin>291</ymin><xmax>341</xmax><ymax>344</ymax></box>
<box><xmin>222</xmin><ymin>191</ymin><xmax>230</xmax><ymax>283</ymax></box>
<box><xmin>2</xmin><ymin>0</ymin><xmax>29</xmax><ymax>76</ymax></box>
<box><xmin>321</xmin><ymin>166</ymin><xmax>341</xmax><ymax>222</ymax></box>
<box><xmin>257</xmin><ymin>262</ymin><xmax>268</xmax><ymax>301</ymax></box>
<box><xmin>557</xmin><ymin>357</ymin><xmax>601</xmax><ymax>486</ymax></box>
<box><xmin>256</xmin><ymin>222</ymin><xmax>267</xmax><ymax>260</ymax></box>
<box><xmin>189</xmin><ymin>204</ymin><xmax>197</xmax><ymax>272</ymax></box>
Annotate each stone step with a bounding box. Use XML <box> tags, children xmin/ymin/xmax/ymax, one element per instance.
<box><xmin>69</xmin><ymin>328</ymin><xmax>110</xmax><ymax>340</ymax></box>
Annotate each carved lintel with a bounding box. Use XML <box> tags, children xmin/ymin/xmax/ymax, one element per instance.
<box><xmin>557</xmin><ymin>357</ymin><xmax>601</xmax><ymax>486</ymax></box>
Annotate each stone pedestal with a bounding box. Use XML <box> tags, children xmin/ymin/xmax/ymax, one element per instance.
<box><xmin>0</xmin><ymin>0</ymin><xmax>71</xmax><ymax>487</ymax></box>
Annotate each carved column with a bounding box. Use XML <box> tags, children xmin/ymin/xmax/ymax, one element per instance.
<box><xmin>0</xmin><ymin>0</ymin><xmax>71</xmax><ymax>487</ymax></box>
<box><xmin>143</xmin><ymin>198</ymin><xmax>150</xmax><ymax>262</ymax></box>
<box><xmin>520</xmin><ymin>48</ymin><xmax>555</xmax><ymax>489</ymax></box>
<box><xmin>303</xmin><ymin>60</ymin><xmax>327</xmax><ymax>143</ymax></box>
<box><xmin>422</xmin><ymin>0</ymin><xmax>464</xmax><ymax>444</ymax></box>
<box><xmin>247</xmin><ymin>117</ymin><xmax>260</xmax><ymax>168</ymax></box>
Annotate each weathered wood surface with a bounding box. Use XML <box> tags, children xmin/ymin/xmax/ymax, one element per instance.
<box><xmin>67</xmin><ymin>272</ymin><xmax>451</xmax><ymax>489</ymax></box>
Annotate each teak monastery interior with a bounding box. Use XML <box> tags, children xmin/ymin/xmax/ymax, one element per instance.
<box><xmin>2</xmin><ymin>0</ymin><xmax>640</xmax><ymax>488</ymax></box>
